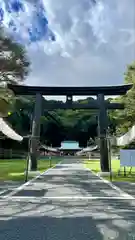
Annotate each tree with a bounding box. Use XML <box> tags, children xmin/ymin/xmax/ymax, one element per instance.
<box><xmin>0</xmin><ymin>87</ymin><xmax>15</xmax><ymax>117</ymax></box>
<box><xmin>0</xmin><ymin>28</ymin><xmax>30</xmax><ymax>84</ymax></box>
<box><xmin>108</xmin><ymin>61</ymin><xmax>135</xmax><ymax>136</ymax></box>
<box><xmin>0</xmin><ymin>27</ymin><xmax>30</xmax><ymax>116</ymax></box>
<box><xmin>3</xmin><ymin>96</ymin><xmax>98</xmax><ymax>151</ymax></box>
<box><xmin>87</xmin><ymin>137</ymin><xmax>95</xmax><ymax>146</ymax></box>
<box><xmin>124</xmin><ymin>61</ymin><xmax>135</xmax><ymax>121</ymax></box>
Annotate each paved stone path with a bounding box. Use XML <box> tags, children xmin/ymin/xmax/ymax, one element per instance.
<box><xmin>0</xmin><ymin>181</ymin><xmax>21</xmax><ymax>197</ymax></box>
<box><xmin>0</xmin><ymin>158</ymin><xmax>135</xmax><ymax>239</ymax></box>
<box><xmin>114</xmin><ymin>181</ymin><xmax>135</xmax><ymax>198</ymax></box>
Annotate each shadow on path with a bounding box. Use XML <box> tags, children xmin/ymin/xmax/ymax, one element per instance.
<box><xmin>114</xmin><ymin>181</ymin><xmax>135</xmax><ymax>198</ymax></box>
<box><xmin>13</xmin><ymin>170</ymin><xmax>127</xmax><ymax>198</ymax></box>
<box><xmin>0</xmin><ymin>198</ymin><xmax>135</xmax><ymax>239</ymax></box>
<box><xmin>1</xmin><ymin>159</ymin><xmax>135</xmax><ymax>239</ymax></box>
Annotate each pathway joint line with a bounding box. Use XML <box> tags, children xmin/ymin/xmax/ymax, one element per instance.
<box><xmin>0</xmin><ymin>196</ymin><xmax>134</xmax><ymax>201</ymax></box>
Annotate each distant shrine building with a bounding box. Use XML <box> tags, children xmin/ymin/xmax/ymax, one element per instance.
<box><xmin>59</xmin><ymin>141</ymin><xmax>82</xmax><ymax>155</ymax></box>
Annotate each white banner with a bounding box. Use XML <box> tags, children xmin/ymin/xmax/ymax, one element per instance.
<box><xmin>117</xmin><ymin>125</ymin><xmax>135</xmax><ymax>146</ymax></box>
<box><xmin>120</xmin><ymin>149</ymin><xmax>135</xmax><ymax>167</ymax></box>
<box><xmin>0</xmin><ymin>117</ymin><xmax>23</xmax><ymax>142</ymax></box>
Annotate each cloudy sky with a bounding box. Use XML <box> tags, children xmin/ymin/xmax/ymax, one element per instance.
<box><xmin>1</xmin><ymin>0</ymin><xmax>135</xmax><ymax>100</ymax></box>
<box><xmin>26</xmin><ymin>0</ymin><xmax>135</xmax><ymax>90</ymax></box>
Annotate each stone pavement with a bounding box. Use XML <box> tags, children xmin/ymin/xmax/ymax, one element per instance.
<box><xmin>114</xmin><ymin>181</ymin><xmax>135</xmax><ymax>198</ymax></box>
<box><xmin>0</xmin><ymin>181</ymin><xmax>21</xmax><ymax>197</ymax></box>
<box><xmin>0</xmin><ymin>158</ymin><xmax>135</xmax><ymax>240</ymax></box>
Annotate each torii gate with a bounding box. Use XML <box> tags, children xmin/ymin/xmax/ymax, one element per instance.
<box><xmin>8</xmin><ymin>83</ymin><xmax>132</xmax><ymax>172</ymax></box>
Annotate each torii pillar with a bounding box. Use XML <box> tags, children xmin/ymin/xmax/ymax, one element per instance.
<box><xmin>29</xmin><ymin>93</ymin><xmax>42</xmax><ymax>171</ymax></box>
<box><xmin>97</xmin><ymin>94</ymin><xmax>109</xmax><ymax>172</ymax></box>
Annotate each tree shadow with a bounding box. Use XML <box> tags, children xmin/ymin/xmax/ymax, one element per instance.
<box><xmin>13</xmin><ymin>189</ymin><xmax>48</xmax><ymax>197</ymax></box>
<box><xmin>0</xmin><ymin>181</ymin><xmax>21</xmax><ymax>196</ymax></box>
<box><xmin>0</xmin><ymin>198</ymin><xmax>135</xmax><ymax>239</ymax></box>
<box><xmin>19</xmin><ymin>170</ymin><xmax>122</xmax><ymax>198</ymax></box>
<box><xmin>1</xmin><ymin>159</ymin><xmax>135</xmax><ymax>239</ymax></box>
<box><xmin>10</xmin><ymin>165</ymin><xmax>133</xmax><ymax>199</ymax></box>
<box><xmin>114</xmin><ymin>181</ymin><xmax>135</xmax><ymax>198</ymax></box>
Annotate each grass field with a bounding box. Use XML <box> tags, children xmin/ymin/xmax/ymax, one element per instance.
<box><xmin>85</xmin><ymin>159</ymin><xmax>135</xmax><ymax>182</ymax></box>
<box><xmin>0</xmin><ymin>158</ymin><xmax>61</xmax><ymax>182</ymax></box>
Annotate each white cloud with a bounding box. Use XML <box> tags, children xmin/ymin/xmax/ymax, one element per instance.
<box><xmin>2</xmin><ymin>0</ymin><xmax>133</xmax><ymax>100</ymax></box>
<box><xmin>25</xmin><ymin>0</ymin><xmax>135</xmax><ymax>94</ymax></box>
<box><xmin>2</xmin><ymin>0</ymin><xmax>134</xmax><ymax>92</ymax></box>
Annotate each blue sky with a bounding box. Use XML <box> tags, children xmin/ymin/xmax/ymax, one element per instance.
<box><xmin>1</xmin><ymin>0</ymin><xmax>135</xmax><ymax>100</ymax></box>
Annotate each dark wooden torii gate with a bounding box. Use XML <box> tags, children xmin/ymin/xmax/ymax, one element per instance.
<box><xmin>8</xmin><ymin>84</ymin><xmax>132</xmax><ymax>172</ymax></box>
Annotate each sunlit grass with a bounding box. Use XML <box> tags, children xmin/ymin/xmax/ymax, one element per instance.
<box><xmin>85</xmin><ymin>159</ymin><xmax>135</xmax><ymax>182</ymax></box>
<box><xmin>0</xmin><ymin>158</ymin><xmax>61</xmax><ymax>181</ymax></box>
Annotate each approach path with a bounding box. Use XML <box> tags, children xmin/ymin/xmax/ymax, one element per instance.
<box><xmin>0</xmin><ymin>157</ymin><xmax>135</xmax><ymax>240</ymax></box>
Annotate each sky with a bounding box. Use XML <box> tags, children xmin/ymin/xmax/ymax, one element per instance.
<box><xmin>1</xmin><ymin>0</ymin><xmax>135</xmax><ymax>100</ymax></box>
<box><xmin>26</xmin><ymin>0</ymin><xmax>135</xmax><ymax>87</ymax></box>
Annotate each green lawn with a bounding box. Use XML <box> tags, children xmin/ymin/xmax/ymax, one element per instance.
<box><xmin>85</xmin><ymin>159</ymin><xmax>135</xmax><ymax>182</ymax></box>
<box><xmin>0</xmin><ymin>158</ymin><xmax>61</xmax><ymax>182</ymax></box>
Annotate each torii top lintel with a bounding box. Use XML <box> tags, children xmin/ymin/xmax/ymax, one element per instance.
<box><xmin>7</xmin><ymin>84</ymin><xmax>133</xmax><ymax>96</ymax></box>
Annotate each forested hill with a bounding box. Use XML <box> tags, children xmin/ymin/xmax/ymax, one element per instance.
<box><xmin>5</xmin><ymin>96</ymin><xmax>99</xmax><ymax>148</ymax></box>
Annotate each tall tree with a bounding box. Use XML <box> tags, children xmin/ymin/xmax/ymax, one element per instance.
<box><xmin>0</xmin><ymin>28</ymin><xmax>30</xmax><ymax>116</ymax></box>
<box><xmin>108</xmin><ymin>61</ymin><xmax>135</xmax><ymax>136</ymax></box>
<box><xmin>0</xmin><ymin>28</ymin><xmax>30</xmax><ymax>84</ymax></box>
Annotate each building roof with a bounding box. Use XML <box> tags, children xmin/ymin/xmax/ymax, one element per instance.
<box><xmin>59</xmin><ymin>141</ymin><xmax>82</xmax><ymax>150</ymax></box>
<box><xmin>8</xmin><ymin>84</ymin><xmax>133</xmax><ymax>96</ymax></box>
